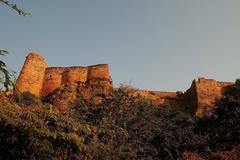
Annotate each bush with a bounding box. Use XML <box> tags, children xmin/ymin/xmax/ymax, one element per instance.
<box><xmin>14</xmin><ymin>91</ymin><xmax>42</xmax><ymax>106</ymax></box>
<box><xmin>1</xmin><ymin>85</ymin><xmax>240</xmax><ymax>159</ymax></box>
<box><xmin>196</xmin><ymin>97</ymin><xmax>240</xmax><ymax>151</ymax></box>
<box><xmin>235</xmin><ymin>78</ymin><xmax>240</xmax><ymax>85</ymax></box>
<box><xmin>74</xmin><ymin>86</ymin><xmax>206</xmax><ymax>159</ymax></box>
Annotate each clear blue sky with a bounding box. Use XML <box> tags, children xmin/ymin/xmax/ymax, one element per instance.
<box><xmin>0</xmin><ymin>0</ymin><xmax>240</xmax><ymax>91</ymax></box>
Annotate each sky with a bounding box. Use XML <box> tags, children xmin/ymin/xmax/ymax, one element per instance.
<box><xmin>0</xmin><ymin>0</ymin><xmax>240</xmax><ymax>91</ymax></box>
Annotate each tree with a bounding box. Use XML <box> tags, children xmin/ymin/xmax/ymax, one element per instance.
<box><xmin>0</xmin><ymin>0</ymin><xmax>30</xmax><ymax>16</ymax></box>
<box><xmin>0</xmin><ymin>50</ymin><xmax>15</xmax><ymax>91</ymax></box>
<box><xmin>0</xmin><ymin>1</ymin><xmax>29</xmax><ymax>91</ymax></box>
<box><xmin>235</xmin><ymin>78</ymin><xmax>240</xmax><ymax>85</ymax></box>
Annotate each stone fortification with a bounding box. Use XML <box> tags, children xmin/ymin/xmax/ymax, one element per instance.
<box><xmin>192</xmin><ymin>78</ymin><xmax>234</xmax><ymax>116</ymax></box>
<box><xmin>134</xmin><ymin>78</ymin><xmax>234</xmax><ymax>116</ymax></box>
<box><xmin>16</xmin><ymin>52</ymin><xmax>112</xmax><ymax>98</ymax></box>
<box><xmin>134</xmin><ymin>90</ymin><xmax>177</xmax><ymax>105</ymax></box>
<box><xmin>41</xmin><ymin>67</ymin><xmax>66</xmax><ymax>97</ymax></box>
<box><xmin>16</xmin><ymin>52</ymin><xmax>234</xmax><ymax>116</ymax></box>
<box><xmin>16</xmin><ymin>53</ymin><xmax>48</xmax><ymax>97</ymax></box>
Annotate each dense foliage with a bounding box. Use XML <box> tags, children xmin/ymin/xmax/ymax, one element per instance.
<box><xmin>0</xmin><ymin>50</ymin><xmax>15</xmax><ymax>91</ymax></box>
<box><xmin>0</xmin><ymin>86</ymin><xmax>240</xmax><ymax>159</ymax></box>
<box><xmin>196</xmin><ymin>97</ymin><xmax>240</xmax><ymax>151</ymax></box>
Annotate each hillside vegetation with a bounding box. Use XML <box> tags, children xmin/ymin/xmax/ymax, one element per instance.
<box><xmin>0</xmin><ymin>85</ymin><xmax>240</xmax><ymax>160</ymax></box>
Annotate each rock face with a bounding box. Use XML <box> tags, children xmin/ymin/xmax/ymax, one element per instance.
<box><xmin>16</xmin><ymin>53</ymin><xmax>48</xmax><ymax>97</ymax></box>
<box><xmin>16</xmin><ymin>52</ymin><xmax>112</xmax><ymax>99</ymax></box>
<box><xmin>16</xmin><ymin>52</ymin><xmax>234</xmax><ymax>116</ymax></box>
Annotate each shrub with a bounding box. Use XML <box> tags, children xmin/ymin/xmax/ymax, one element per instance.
<box><xmin>235</xmin><ymin>78</ymin><xmax>240</xmax><ymax>85</ymax></box>
<box><xmin>196</xmin><ymin>97</ymin><xmax>240</xmax><ymax>151</ymax></box>
<box><xmin>74</xmin><ymin>86</ymin><xmax>207</xmax><ymax>159</ymax></box>
<box><xmin>14</xmin><ymin>91</ymin><xmax>42</xmax><ymax>106</ymax></box>
<box><xmin>1</xmin><ymin>85</ymin><xmax>239</xmax><ymax>159</ymax></box>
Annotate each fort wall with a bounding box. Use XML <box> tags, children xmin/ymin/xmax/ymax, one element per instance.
<box><xmin>182</xmin><ymin>81</ymin><xmax>198</xmax><ymax>115</ymax></box>
<box><xmin>16</xmin><ymin>52</ymin><xmax>234</xmax><ymax>116</ymax></box>
<box><xmin>41</xmin><ymin>67</ymin><xmax>66</xmax><ymax>97</ymax></box>
<box><xmin>134</xmin><ymin>78</ymin><xmax>234</xmax><ymax>116</ymax></box>
<box><xmin>62</xmin><ymin>66</ymin><xmax>88</xmax><ymax>84</ymax></box>
<box><xmin>17</xmin><ymin>53</ymin><xmax>113</xmax><ymax>97</ymax></box>
<box><xmin>134</xmin><ymin>90</ymin><xmax>177</xmax><ymax>105</ymax></box>
<box><xmin>193</xmin><ymin>78</ymin><xmax>234</xmax><ymax>116</ymax></box>
<box><xmin>87</xmin><ymin>64</ymin><xmax>110</xmax><ymax>80</ymax></box>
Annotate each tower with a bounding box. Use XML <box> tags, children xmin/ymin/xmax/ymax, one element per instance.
<box><xmin>16</xmin><ymin>52</ymin><xmax>48</xmax><ymax>97</ymax></box>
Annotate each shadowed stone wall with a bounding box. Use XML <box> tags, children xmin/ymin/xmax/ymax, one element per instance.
<box><xmin>193</xmin><ymin>78</ymin><xmax>234</xmax><ymax>116</ymax></box>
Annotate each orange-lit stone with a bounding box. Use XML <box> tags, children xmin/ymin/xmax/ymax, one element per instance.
<box><xmin>41</xmin><ymin>67</ymin><xmax>66</xmax><ymax>97</ymax></box>
<box><xmin>16</xmin><ymin>53</ymin><xmax>234</xmax><ymax>116</ymax></box>
<box><xmin>17</xmin><ymin>53</ymin><xmax>113</xmax><ymax>98</ymax></box>
<box><xmin>87</xmin><ymin>64</ymin><xmax>110</xmax><ymax>80</ymax></box>
<box><xmin>16</xmin><ymin>52</ymin><xmax>48</xmax><ymax>97</ymax></box>
<box><xmin>61</xmin><ymin>66</ymin><xmax>88</xmax><ymax>84</ymax></box>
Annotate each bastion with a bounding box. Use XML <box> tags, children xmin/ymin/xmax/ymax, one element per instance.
<box><xmin>16</xmin><ymin>52</ymin><xmax>112</xmax><ymax>98</ymax></box>
<box><xmin>16</xmin><ymin>53</ymin><xmax>48</xmax><ymax>97</ymax></box>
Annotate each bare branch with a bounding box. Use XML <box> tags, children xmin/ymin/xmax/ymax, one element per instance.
<box><xmin>0</xmin><ymin>0</ymin><xmax>30</xmax><ymax>16</ymax></box>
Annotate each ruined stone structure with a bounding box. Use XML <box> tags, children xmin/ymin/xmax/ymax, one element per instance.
<box><xmin>16</xmin><ymin>52</ymin><xmax>234</xmax><ymax>116</ymax></box>
<box><xmin>134</xmin><ymin>78</ymin><xmax>234</xmax><ymax>116</ymax></box>
<box><xmin>16</xmin><ymin>52</ymin><xmax>112</xmax><ymax>98</ymax></box>
<box><xmin>189</xmin><ymin>78</ymin><xmax>234</xmax><ymax>116</ymax></box>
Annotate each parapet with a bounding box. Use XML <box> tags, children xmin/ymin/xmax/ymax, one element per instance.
<box><xmin>87</xmin><ymin>64</ymin><xmax>110</xmax><ymax>80</ymax></box>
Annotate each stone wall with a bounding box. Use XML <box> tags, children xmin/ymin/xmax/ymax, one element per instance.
<box><xmin>41</xmin><ymin>67</ymin><xmax>66</xmax><ymax>97</ymax></box>
<box><xmin>16</xmin><ymin>53</ymin><xmax>234</xmax><ymax>116</ymax></box>
<box><xmin>61</xmin><ymin>66</ymin><xmax>88</xmax><ymax>84</ymax></box>
<box><xmin>134</xmin><ymin>90</ymin><xmax>177</xmax><ymax>105</ymax></box>
<box><xmin>16</xmin><ymin>52</ymin><xmax>48</xmax><ymax>97</ymax></box>
<box><xmin>134</xmin><ymin>78</ymin><xmax>234</xmax><ymax>116</ymax></box>
<box><xmin>193</xmin><ymin>78</ymin><xmax>234</xmax><ymax>116</ymax></box>
<box><xmin>181</xmin><ymin>81</ymin><xmax>198</xmax><ymax>115</ymax></box>
<box><xmin>87</xmin><ymin>64</ymin><xmax>110</xmax><ymax>80</ymax></box>
<box><xmin>17</xmin><ymin>53</ymin><xmax>112</xmax><ymax>98</ymax></box>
